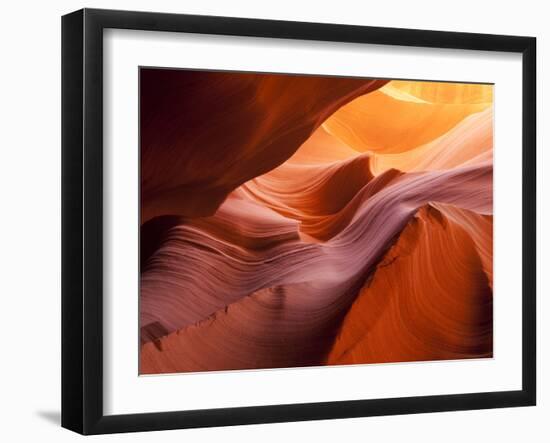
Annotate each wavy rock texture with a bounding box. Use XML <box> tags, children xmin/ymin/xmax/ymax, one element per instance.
<box><xmin>323</xmin><ymin>81</ymin><xmax>492</xmax><ymax>154</ymax></box>
<box><xmin>328</xmin><ymin>203</ymin><xmax>492</xmax><ymax>365</ymax></box>
<box><xmin>368</xmin><ymin>107</ymin><xmax>493</xmax><ymax>175</ymax></box>
<box><xmin>140</xmin><ymin>69</ymin><xmax>387</xmax><ymax>223</ymax></box>
<box><xmin>139</xmin><ymin>71</ymin><xmax>493</xmax><ymax>374</ymax></box>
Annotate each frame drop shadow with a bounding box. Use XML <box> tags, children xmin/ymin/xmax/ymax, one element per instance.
<box><xmin>36</xmin><ymin>410</ymin><xmax>61</xmax><ymax>426</ymax></box>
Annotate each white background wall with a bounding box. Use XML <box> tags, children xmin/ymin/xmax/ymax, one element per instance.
<box><xmin>0</xmin><ymin>0</ymin><xmax>546</xmax><ymax>441</ymax></box>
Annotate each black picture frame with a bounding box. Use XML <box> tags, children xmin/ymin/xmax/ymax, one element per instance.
<box><xmin>62</xmin><ymin>8</ymin><xmax>537</xmax><ymax>435</ymax></box>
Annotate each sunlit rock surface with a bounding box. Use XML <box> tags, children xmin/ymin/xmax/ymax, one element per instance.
<box><xmin>139</xmin><ymin>70</ymin><xmax>493</xmax><ymax>374</ymax></box>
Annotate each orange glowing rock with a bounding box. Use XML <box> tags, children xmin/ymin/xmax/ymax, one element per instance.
<box><xmin>139</xmin><ymin>71</ymin><xmax>494</xmax><ymax>374</ymax></box>
<box><xmin>323</xmin><ymin>80</ymin><xmax>491</xmax><ymax>154</ymax></box>
<box><xmin>328</xmin><ymin>203</ymin><xmax>493</xmax><ymax>365</ymax></box>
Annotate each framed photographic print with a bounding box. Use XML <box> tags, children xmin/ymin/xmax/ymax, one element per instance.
<box><xmin>61</xmin><ymin>8</ymin><xmax>536</xmax><ymax>435</ymax></box>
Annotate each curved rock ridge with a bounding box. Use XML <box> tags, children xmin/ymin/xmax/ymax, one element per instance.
<box><xmin>322</xmin><ymin>83</ymin><xmax>491</xmax><ymax>155</ymax></box>
<box><xmin>284</xmin><ymin>126</ymin><xmax>360</xmax><ymax>165</ymax></box>
<box><xmin>139</xmin><ymin>74</ymin><xmax>494</xmax><ymax>374</ymax></box>
<box><xmin>239</xmin><ymin>153</ymin><xmax>377</xmax><ymax>241</ymax></box>
<box><xmin>382</xmin><ymin>80</ymin><xmax>493</xmax><ymax>105</ymax></box>
<box><xmin>328</xmin><ymin>203</ymin><xmax>493</xmax><ymax>365</ymax></box>
<box><xmin>368</xmin><ymin>106</ymin><xmax>493</xmax><ymax>175</ymax></box>
<box><xmin>368</xmin><ymin>107</ymin><xmax>493</xmax><ymax>174</ymax></box>
<box><xmin>140</xmin><ymin>202</ymin><xmax>492</xmax><ymax>374</ymax></box>
<box><xmin>140</xmin><ymin>69</ymin><xmax>388</xmax><ymax>222</ymax></box>
<box><xmin>140</xmin><ymin>163</ymin><xmax>492</xmax><ymax>346</ymax></box>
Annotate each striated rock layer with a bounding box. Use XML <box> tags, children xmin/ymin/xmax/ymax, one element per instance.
<box><xmin>140</xmin><ymin>69</ymin><xmax>387</xmax><ymax>223</ymax></box>
<box><xmin>139</xmin><ymin>71</ymin><xmax>494</xmax><ymax>374</ymax></box>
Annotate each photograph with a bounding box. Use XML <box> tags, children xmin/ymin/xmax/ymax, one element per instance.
<box><xmin>139</xmin><ymin>69</ymin><xmax>494</xmax><ymax>375</ymax></box>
